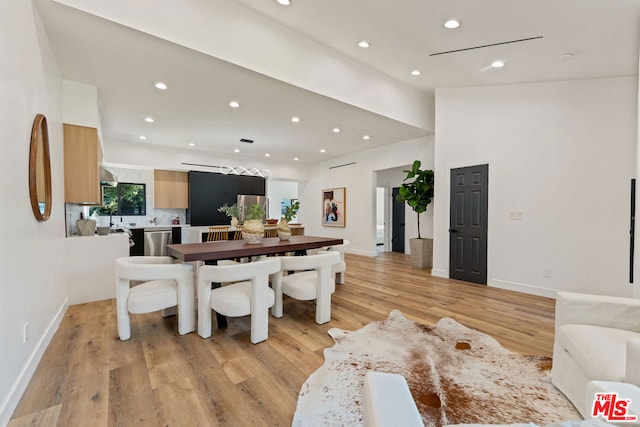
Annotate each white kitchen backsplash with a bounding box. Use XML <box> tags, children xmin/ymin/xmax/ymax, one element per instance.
<box><xmin>65</xmin><ymin>165</ymin><xmax>187</xmax><ymax>236</ymax></box>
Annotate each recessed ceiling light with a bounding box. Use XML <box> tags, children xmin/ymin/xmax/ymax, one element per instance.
<box><xmin>320</xmin><ymin>149</ymin><xmax>326</xmax><ymax>153</ymax></box>
<box><xmin>144</xmin><ymin>117</ymin><xmax>154</xmax><ymax>123</ymax></box>
<box><xmin>265</xmin><ymin>153</ymin><xmax>271</xmax><ymax>157</ymax></box>
<box><xmin>560</xmin><ymin>52</ymin><xmax>575</xmax><ymax>60</ymax></box>
<box><xmin>444</xmin><ymin>19</ymin><xmax>461</xmax><ymax>29</ymax></box>
<box><xmin>358</xmin><ymin>40</ymin><xmax>370</xmax><ymax>48</ymax></box>
<box><xmin>277</xmin><ymin>0</ymin><xmax>291</xmax><ymax>5</ymax></box>
<box><xmin>293</xmin><ymin>157</ymin><xmax>299</xmax><ymax>161</ymax></box>
<box><xmin>234</xmin><ymin>148</ymin><xmax>240</xmax><ymax>153</ymax></box>
<box><xmin>229</xmin><ymin>101</ymin><xmax>240</xmax><ymax>108</ymax></box>
<box><xmin>363</xmin><ymin>135</ymin><xmax>370</xmax><ymax>140</ymax></box>
<box><xmin>411</xmin><ymin>70</ymin><xmax>421</xmax><ymax>76</ymax></box>
<box><xmin>291</xmin><ymin>116</ymin><xmax>300</xmax><ymax>123</ymax></box>
<box><xmin>154</xmin><ymin>82</ymin><xmax>168</xmax><ymax>90</ymax></box>
<box><xmin>188</xmin><ymin>142</ymin><xmax>196</xmax><ymax>147</ymax></box>
<box><xmin>332</xmin><ymin>127</ymin><xmax>341</xmax><ymax>133</ymax></box>
<box><xmin>139</xmin><ymin>135</ymin><xmax>147</xmax><ymax>140</ymax></box>
<box><xmin>491</xmin><ymin>60</ymin><xmax>505</xmax><ymax>68</ymax></box>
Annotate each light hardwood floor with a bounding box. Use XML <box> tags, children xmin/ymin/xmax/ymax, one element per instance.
<box><xmin>9</xmin><ymin>252</ymin><xmax>556</xmax><ymax>426</ymax></box>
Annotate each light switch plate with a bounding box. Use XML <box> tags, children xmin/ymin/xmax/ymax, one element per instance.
<box><xmin>509</xmin><ymin>210</ymin><xmax>525</xmax><ymax>220</ymax></box>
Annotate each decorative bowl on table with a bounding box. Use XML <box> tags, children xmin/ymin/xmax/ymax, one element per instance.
<box><xmin>96</xmin><ymin>226</ymin><xmax>110</xmax><ymax>235</ymax></box>
<box><xmin>265</xmin><ymin>219</ymin><xmax>278</xmax><ymax>225</ymax></box>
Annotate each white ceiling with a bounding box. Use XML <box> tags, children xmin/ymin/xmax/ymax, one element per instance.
<box><xmin>237</xmin><ymin>0</ymin><xmax>640</xmax><ymax>90</ymax></box>
<box><xmin>36</xmin><ymin>0</ymin><xmax>640</xmax><ymax>165</ymax></box>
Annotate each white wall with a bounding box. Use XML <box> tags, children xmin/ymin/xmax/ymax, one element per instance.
<box><xmin>634</xmin><ymin>53</ymin><xmax>640</xmax><ymax>300</ymax></box>
<box><xmin>61</xmin><ymin>80</ymin><xmax>99</xmax><ymax>128</ymax></box>
<box><xmin>300</xmin><ymin>136</ymin><xmax>434</xmax><ymax>256</ymax></box>
<box><xmin>434</xmin><ymin>77</ymin><xmax>638</xmax><ymax>298</ymax></box>
<box><xmin>0</xmin><ymin>2</ymin><xmax>68</xmax><ymax>424</ymax></box>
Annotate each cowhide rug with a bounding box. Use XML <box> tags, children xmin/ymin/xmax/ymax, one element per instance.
<box><xmin>293</xmin><ymin>310</ymin><xmax>581</xmax><ymax>427</ymax></box>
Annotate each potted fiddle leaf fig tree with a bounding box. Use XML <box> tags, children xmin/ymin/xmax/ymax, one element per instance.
<box><xmin>396</xmin><ymin>160</ymin><xmax>434</xmax><ymax>269</ymax></box>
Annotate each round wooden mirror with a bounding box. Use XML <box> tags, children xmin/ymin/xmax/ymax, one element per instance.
<box><xmin>29</xmin><ymin>114</ymin><xmax>52</xmax><ymax>222</ymax></box>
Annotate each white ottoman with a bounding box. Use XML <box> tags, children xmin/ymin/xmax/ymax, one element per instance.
<box><xmin>363</xmin><ymin>371</ymin><xmax>424</xmax><ymax>427</ymax></box>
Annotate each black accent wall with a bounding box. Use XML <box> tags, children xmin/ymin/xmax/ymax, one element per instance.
<box><xmin>188</xmin><ymin>171</ymin><xmax>265</xmax><ymax>226</ymax></box>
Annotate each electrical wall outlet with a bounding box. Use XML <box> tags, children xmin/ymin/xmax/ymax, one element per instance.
<box><xmin>542</xmin><ymin>267</ymin><xmax>552</xmax><ymax>278</ymax></box>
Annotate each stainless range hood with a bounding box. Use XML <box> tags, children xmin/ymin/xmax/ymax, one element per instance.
<box><xmin>100</xmin><ymin>167</ymin><xmax>118</xmax><ymax>187</ymax></box>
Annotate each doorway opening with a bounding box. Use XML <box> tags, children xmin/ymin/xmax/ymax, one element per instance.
<box><xmin>376</xmin><ymin>187</ymin><xmax>388</xmax><ymax>252</ymax></box>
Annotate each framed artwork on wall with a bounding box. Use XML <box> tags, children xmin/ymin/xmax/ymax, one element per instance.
<box><xmin>322</xmin><ymin>187</ymin><xmax>346</xmax><ymax>227</ymax></box>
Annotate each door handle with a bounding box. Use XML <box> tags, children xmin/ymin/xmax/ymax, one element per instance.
<box><xmin>449</xmin><ymin>228</ymin><xmax>459</xmax><ymax>233</ymax></box>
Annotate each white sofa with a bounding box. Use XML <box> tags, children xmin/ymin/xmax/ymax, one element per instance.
<box><xmin>551</xmin><ymin>291</ymin><xmax>640</xmax><ymax>417</ymax></box>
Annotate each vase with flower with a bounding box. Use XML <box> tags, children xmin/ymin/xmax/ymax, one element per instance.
<box><xmin>217</xmin><ymin>203</ymin><xmax>241</xmax><ymax>228</ymax></box>
<box><xmin>278</xmin><ymin>199</ymin><xmax>300</xmax><ymax>240</ymax></box>
<box><xmin>242</xmin><ymin>203</ymin><xmax>266</xmax><ymax>244</ymax></box>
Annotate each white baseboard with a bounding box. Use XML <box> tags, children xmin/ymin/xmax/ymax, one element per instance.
<box><xmin>0</xmin><ymin>297</ymin><xmax>69</xmax><ymax>426</ymax></box>
<box><xmin>490</xmin><ymin>279</ymin><xmax>558</xmax><ymax>299</ymax></box>
<box><xmin>431</xmin><ymin>268</ymin><xmax>449</xmax><ymax>278</ymax></box>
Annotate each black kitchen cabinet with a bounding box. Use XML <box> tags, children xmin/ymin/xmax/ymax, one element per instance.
<box><xmin>188</xmin><ymin>171</ymin><xmax>265</xmax><ymax>226</ymax></box>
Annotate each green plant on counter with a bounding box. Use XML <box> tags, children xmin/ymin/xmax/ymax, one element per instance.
<box><xmin>282</xmin><ymin>199</ymin><xmax>300</xmax><ymax>222</ymax></box>
<box><xmin>245</xmin><ymin>203</ymin><xmax>265</xmax><ymax>220</ymax></box>
<box><xmin>217</xmin><ymin>203</ymin><xmax>241</xmax><ymax>218</ymax></box>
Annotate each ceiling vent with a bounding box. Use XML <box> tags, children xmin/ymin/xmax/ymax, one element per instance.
<box><xmin>240</xmin><ymin>138</ymin><xmax>254</xmax><ymax>143</ymax></box>
<box><xmin>329</xmin><ymin>162</ymin><xmax>357</xmax><ymax>170</ymax></box>
<box><xmin>429</xmin><ymin>36</ymin><xmax>543</xmax><ymax>56</ymax></box>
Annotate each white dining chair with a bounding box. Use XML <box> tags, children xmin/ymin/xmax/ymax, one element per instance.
<box><xmin>327</xmin><ymin>239</ymin><xmax>350</xmax><ymax>284</ymax></box>
<box><xmin>115</xmin><ymin>256</ymin><xmax>195</xmax><ymax>340</ymax></box>
<box><xmin>271</xmin><ymin>251</ymin><xmax>340</xmax><ymax>324</ymax></box>
<box><xmin>198</xmin><ymin>257</ymin><xmax>282</xmax><ymax>344</ymax></box>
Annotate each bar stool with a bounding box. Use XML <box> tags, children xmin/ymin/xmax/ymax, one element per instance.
<box><xmin>264</xmin><ymin>225</ymin><xmax>278</xmax><ymax>238</ymax></box>
<box><xmin>207</xmin><ymin>226</ymin><xmax>229</xmax><ymax>242</ymax></box>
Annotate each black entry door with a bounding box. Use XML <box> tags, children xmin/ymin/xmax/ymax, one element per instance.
<box><xmin>392</xmin><ymin>187</ymin><xmax>405</xmax><ymax>253</ymax></box>
<box><xmin>449</xmin><ymin>165</ymin><xmax>488</xmax><ymax>284</ymax></box>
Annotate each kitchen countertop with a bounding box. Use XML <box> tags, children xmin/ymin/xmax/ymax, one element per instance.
<box><xmin>67</xmin><ymin>232</ymin><xmax>131</xmax><ymax>239</ymax></box>
<box><xmin>122</xmin><ymin>224</ymin><xmax>191</xmax><ymax>230</ymax></box>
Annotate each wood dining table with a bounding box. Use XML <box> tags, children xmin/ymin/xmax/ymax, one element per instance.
<box><xmin>166</xmin><ymin>235</ymin><xmax>343</xmax><ymax>263</ymax></box>
<box><xmin>167</xmin><ymin>235</ymin><xmax>344</xmax><ymax>329</ymax></box>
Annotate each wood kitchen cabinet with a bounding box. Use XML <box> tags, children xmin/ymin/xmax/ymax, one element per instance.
<box><xmin>154</xmin><ymin>169</ymin><xmax>188</xmax><ymax>208</ymax></box>
<box><xmin>63</xmin><ymin>124</ymin><xmax>102</xmax><ymax>204</ymax></box>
